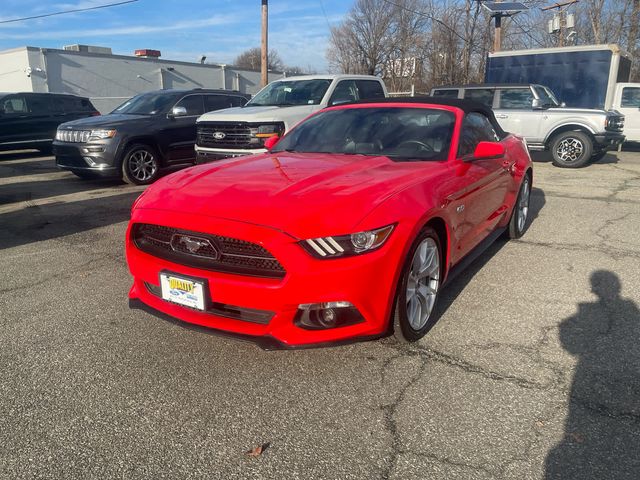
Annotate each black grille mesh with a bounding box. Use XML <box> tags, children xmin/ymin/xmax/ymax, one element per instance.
<box><xmin>132</xmin><ymin>223</ymin><xmax>285</xmax><ymax>278</ymax></box>
<box><xmin>197</xmin><ymin>122</ymin><xmax>252</xmax><ymax>148</ymax></box>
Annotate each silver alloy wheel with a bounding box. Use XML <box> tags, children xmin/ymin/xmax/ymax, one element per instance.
<box><xmin>128</xmin><ymin>149</ymin><xmax>157</xmax><ymax>182</ymax></box>
<box><xmin>406</xmin><ymin>237</ymin><xmax>440</xmax><ymax>330</ymax></box>
<box><xmin>556</xmin><ymin>137</ymin><xmax>584</xmax><ymax>163</ymax></box>
<box><xmin>517</xmin><ymin>176</ymin><xmax>530</xmax><ymax>233</ymax></box>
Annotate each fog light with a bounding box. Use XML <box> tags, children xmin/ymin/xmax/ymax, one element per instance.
<box><xmin>294</xmin><ymin>301</ymin><xmax>365</xmax><ymax>330</ymax></box>
<box><xmin>83</xmin><ymin>156</ymin><xmax>97</xmax><ymax>166</ymax></box>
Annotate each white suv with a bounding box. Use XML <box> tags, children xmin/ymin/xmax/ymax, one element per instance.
<box><xmin>195</xmin><ymin>74</ymin><xmax>388</xmax><ymax>162</ymax></box>
<box><xmin>431</xmin><ymin>84</ymin><xmax>625</xmax><ymax>168</ymax></box>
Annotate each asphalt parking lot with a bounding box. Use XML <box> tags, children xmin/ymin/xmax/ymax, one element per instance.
<box><xmin>1</xmin><ymin>150</ymin><xmax>639</xmax><ymax>479</ymax></box>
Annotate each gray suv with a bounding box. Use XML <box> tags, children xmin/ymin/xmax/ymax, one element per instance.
<box><xmin>54</xmin><ymin>89</ymin><xmax>249</xmax><ymax>184</ymax></box>
<box><xmin>431</xmin><ymin>84</ymin><xmax>625</xmax><ymax>168</ymax></box>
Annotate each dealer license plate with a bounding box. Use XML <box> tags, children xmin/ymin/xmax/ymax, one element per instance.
<box><xmin>160</xmin><ymin>274</ymin><xmax>206</xmax><ymax>311</ymax></box>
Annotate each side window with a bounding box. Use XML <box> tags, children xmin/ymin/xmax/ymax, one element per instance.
<box><xmin>432</xmin><ymin>89</ymin><xmax>459</xmax><ymax>98</ymax></box>
<box><xmin>329</xmin><ymin>80</ymin><xmax>358</xmax><ymax>105</ymax></box>
<box><xmin>204</xmin><ymin>94</ymin><xmax>246</xmax><ymax>112</ymax></box>
<box><xmin>464</xmin><ymin>89</ymin><xmax>495</xmax><ymax>107</ymax></box>
<box><xmin>458</xmin><ymin>112</ymin><xmax>499</xmax><ymax>157</ymax></box>
<box><xmin>621</xmin><ymin>87</ymin><xmax>640</xmax><ymax>107</ymax></box>
<box><xmin>498</xmin><ymin>88</ymin><xmax>534</xmax><ymax>109</ymax></box>
<box><xmin>174</xmin><ymin>95</ymin><xmax>205</xmax><ymax>116</ymax></box>
<box><xmin>356</xmin><ymin>80</ymin><xmax>385</xmax><ymax>100</ymax></box>
<box><xmin>28</xmin><ymin>95</ymin><xmax>53</xmax><ymax>114</ymax></box>
<box><xmin>1</xmin><ymin>95</ymin><xmax>28</xmax><ymax>114</ymax></box>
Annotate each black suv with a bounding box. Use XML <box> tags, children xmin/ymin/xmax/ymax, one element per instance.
<box><xmin>0</xmin><ymin>92</ymin><xmax>99</xmax><ymax>153</ymax></box>
<box><xmin>54</xmin><ymin>89</ymin><xmax>250</xmax><ymax>184</ymax></box>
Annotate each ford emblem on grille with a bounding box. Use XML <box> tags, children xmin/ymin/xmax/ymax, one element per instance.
<box><xmin>170</xmin><ymin>234</ymin><xmax>219</xmax><ymax>258</ymax></box>
<box><xmin>212</xmin><ymin>131</ymin><xmax>226</xmax><ymax>140</ymax></box>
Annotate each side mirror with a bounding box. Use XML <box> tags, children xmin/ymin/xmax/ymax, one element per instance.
<box><xmin>168</xmin><ymin>106</ymin><xmax>187</xmax><ymax>118</ymax></box>
<box><xmin>532</xmin><ymin>98</ymin><xmax>543</xmax><ymax>110</ymax></box>
<box><xmin>264</xmin><ymin>135</ymin><xmax>280</xmax><ymax>150</ymax></box>
<box><xmin>561</xmin><ymin>102</ymin><xmax>567</xmax><ymax>108</ymax></box>
<box><xmin>467</xmin><ymin>141</ymin><xmax>505</xmax><ymax>161</ymax></box>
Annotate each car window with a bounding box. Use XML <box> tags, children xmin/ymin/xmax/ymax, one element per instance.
<box><xmin>205</xmin><ymin>94</ymin><xmax>246</xmax><ymax>112</ymax></box>
<box><xmin>1</xmin><ymin>95</ymin><xmax>28</xmax><ymax>114</ymax></box>
<box><xmin>247</xmin><ymin>79</ymin><xmax>332</xmax><ymax>106</ymax></box>
<box><xmin>52</xmin><ymin>96</ymin><xmax>80</xmax><ymax>113</ymax></box>
<box><xmin>28</xmin><ymin>95</ymin><xmax>52</xmax><ymax>114</ymax></box>
<box><xmin>175</xmin><ymin>95</ymin><xmax>205</xmax><ymax>116</ymax></box>
<box><xmin>621</xmin><ymin>87</ymin><xmax>640</xmax><ymax>107</ymax></box>
<box><xmin>329</xmin><ymin>80</ymin><xmax>359</xmax><ymax>106</ymax></box>
<box><xmin>498</xmin><ymin>88</ymin><xmax>534</xmax><ymax>109</ymax></box>
<box><xmin>464</xmin><ymin>89</ymin><xmax>495</xmax><ymax>107</ymax></box>
<box><xmin>112</xmin><ymin>91</ymin><xmax>179</xmax><ymax>115</ymax></box>
<box><xmin>432</xmin><ymin>89</ymin><xmax>459</xmax><ymax>98</ymax></box>
<box><xmin>458</xmin><ymin>112</ymin><xmax>500</xmax><ymax>157</ymax></box>
<box><xmin>356</xmin><ymin>80</ymin><xmax>385</xmax><ymax>100</ymax></box>
<box><xmin>272</xmin><ymin>107</ymin><xmax>455</xmax><ymax>162</ymax></box>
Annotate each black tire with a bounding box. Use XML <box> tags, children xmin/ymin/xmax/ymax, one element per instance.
<box><xmin>507</xmin><ymin>173</ymin><xmax>531</xmax><ymax>239</ymax></box>
<box><xmin>549</xmin><ymin>131</ymin><xmax>593</xmax><ymax>168</ymax></box>
<box><xmin>121</xmin><ymin>143</ymin><xmax>160</xmax><ymax>185</ymax></box>
<box><xmin>393</xmin><ymin>227</ymin><xmax>442</xmax><ymax>342</ymax></box>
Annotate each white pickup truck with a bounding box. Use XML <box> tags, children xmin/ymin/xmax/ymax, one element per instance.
<box><xmin>195</xmin><ymin>74</ymin><xmax>388</xmax><ymax>162</ymax></box>
<box><xmin>431</xmin><ymin>83</ymin><xmax>626</xmax><ymax>168</ymax></box>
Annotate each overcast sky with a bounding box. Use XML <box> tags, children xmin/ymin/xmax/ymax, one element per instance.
<box><xmin>0</xmin><ymin>0</ymin><xmax>350</xmax><ymax>71</ymax></box>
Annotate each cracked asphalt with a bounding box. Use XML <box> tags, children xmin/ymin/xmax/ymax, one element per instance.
<box><xmin>1</xmin><ymin>149</ymin><xmax>639</xmax><ymax>479</ymax></box>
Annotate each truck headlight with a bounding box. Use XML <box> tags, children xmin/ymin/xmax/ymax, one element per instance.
<box><xmin>301</xmin><ymin>224</ymin><xmax>395</xmax><ymax>259</ymax></box>
<box><xmin>249</xmin><ymin>123</ymin><xmax>285</xmax><ymax>146</ymax></box>
<box><xmin>88</xmin><ymin>129</ymin><xmax>117</xmax><ymax>140</ymax></box>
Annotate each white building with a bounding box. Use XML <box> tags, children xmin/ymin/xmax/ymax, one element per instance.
<box><xmin>0</xmin><ymin>45</ymin><xmax>284</xmax><ymax>113</ymax></box>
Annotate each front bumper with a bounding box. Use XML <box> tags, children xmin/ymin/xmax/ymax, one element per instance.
<box><xmin>194</xmin><ymin>145</ymin><xmax>263</xmax><ymax>164</ymax></box>
<box><xmin>593</xmin><ymin>132</ymin><xmax>625</xmax><ymax>150</ymax></box>
<box><xmin>54</xmin><ymin>140</ymin><xmax>119</xmax><ymax>175</ymax></box>
<box><xmin>126</xmin><ymin>209</ymin><xmax>405</xmax><ymax>347</ymax></box>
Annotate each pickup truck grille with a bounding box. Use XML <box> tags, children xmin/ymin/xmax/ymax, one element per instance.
<box><xmin>197</xmin><ymin>122</ymin><xmax>253</xmax><ymax>149</ymax></box>
<box><xmin>131</xmin><ymin>223</ymin><xmax>286</xmax><ymax>279</ymax></box>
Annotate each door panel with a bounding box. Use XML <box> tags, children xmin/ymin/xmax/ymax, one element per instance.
<box><xmin>617</xmin><ymin>86</ymin><xmax>640</xmax><ymax>142</ymax></box>
<box><xmin>163</xmin><ymin>94</ymin><xmax>205</xmax><ymax>162</ymax></box>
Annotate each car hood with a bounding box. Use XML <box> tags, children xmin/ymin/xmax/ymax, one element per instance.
<box><xmin>198</xmin><ymin>105</ymin><xmax>315</xmax><ymax>124</ymax></box>
<box><xmin>59</xmin><ymin>113</ymin><xmax>152</xmax><ymax>129</ymax></box>
<box><xmin>135</xmin><ymin>152</ymin><xmax>441</xmax><ymax>238</ymax></box>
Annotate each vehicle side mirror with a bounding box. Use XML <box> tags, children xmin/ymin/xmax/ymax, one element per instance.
<box><xmin>264</xmin><ymin>135</ymin><xmax>280</xmax><ymax>151</ymax></box>
<box><xmin>532</xmin><ymin>98</ymin><xmax>543</xmax><ymax>110</ymax></box>
<box><xmin>467</xmin><ymin>141</ymin><xmax>505</xmax><ymax>161</ymax></box>
<box><xmin>168</xmin><ymin>106</ymin><xmax>187</xmax><ymax>118</ymax></box>
<box><xmin>561</xmin><ymin>102</ymin><xmax>567</xmax><ymax>108</ymax></box>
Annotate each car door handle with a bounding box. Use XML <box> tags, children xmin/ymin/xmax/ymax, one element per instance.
<box><xmin>495</xmin><ymin>114</ymin><xmax>508</xmax><ymax>119</ymax></box>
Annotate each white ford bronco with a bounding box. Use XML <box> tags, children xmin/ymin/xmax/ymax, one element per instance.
<box><xmin>430</xmin><ymin>84</ymin><xmax>625</xmax><ymax>168</ymax></box>
<box><xmin>195</xmin><ymin>74</ymin><xmax>387</xmax><ymax>162</ymax></box>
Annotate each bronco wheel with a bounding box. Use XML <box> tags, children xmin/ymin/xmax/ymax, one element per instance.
<box><xmin>393</xmin><ymin>227</ymin><xmax>442</xmax><ymax>342</ymax></box>
<box><xmin>121</xmin><ymin>143</ymin><xmax>160</xmax><ymax>185</ymax></box>
<box><xmin>550</xmin><ymin>131</ymin><xmax>593</xmax><ymax>168</ymax></box>
<box><xmin>507</xmin><ymin>173</ymin><xmax>531</xmax><ymax>239</ymax></box>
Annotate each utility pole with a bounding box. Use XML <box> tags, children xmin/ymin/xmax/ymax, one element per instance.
<box><xmin>494</xmin><ymin>15</ymin><xmax>502</xmax><ymax>52</ymax></box>
<box><xmin>480</xmin><ymin>1</ymin><xmax>528</xmax><ymax>53</ymax></box>
<box><xmin>261</xmin><ymin>0</ymin><xmax>268</xmax><ymax>88</ymax></box>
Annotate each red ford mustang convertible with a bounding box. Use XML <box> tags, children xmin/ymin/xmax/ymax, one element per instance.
<box><xmin>126</xmin><ymin>98</ymin><xmax>533</xmax><ymax>348</ymax></box>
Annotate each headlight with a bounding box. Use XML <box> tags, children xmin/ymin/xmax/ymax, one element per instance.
<box><xmin>249</xmin><ymin>122</ymin><xmax>285</xmax><ymax>146</ymax></box>
<box><xmin>605</xmin><ymin>116</ymin><xmax>624</xmax><ymax>131</ymax></box>
<box><xmin>301</xmin><ymin>224</ymin><xmax>395</xmax><ymax>259</ymax></box>
<box><xmin>88</xmin><ymin>129</ymin><xmax>117</xmax><ymax>140</ymax></box>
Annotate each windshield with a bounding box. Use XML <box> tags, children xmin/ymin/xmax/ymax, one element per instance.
<box><xmin>246</xmin><ymin>79</ymin><xmax>332</xmax><ymax>107</ymax></box>
<box><xmin>533</xmin><ymin>86</ymin><xmax>561</xmax><ymax>107</ymax></box>
<box><xmin>111</xmin><ymin>92</ymin><xmax>179</xmax><ymax>115</ymax></box>
<box><xmin>272</xmin><ymin>107</ymin><xmax>456</xmax><ymax>161</ymax></box>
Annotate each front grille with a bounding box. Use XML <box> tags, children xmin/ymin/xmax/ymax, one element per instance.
<box><xmin>132</xmin><ymin>223</ymin><xmax>286</xmax><ymax>279</ymax></box>
<box><xmin>56</xmin><ymin>129</ymin><xmax>90</xmax><ymax>143</ymax></box>
<box><xmin>197</xmin><ymin>122</ymin><xmax>253</xmax><ymax>149</ymax></box>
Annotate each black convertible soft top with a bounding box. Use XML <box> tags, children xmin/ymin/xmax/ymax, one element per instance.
<box><xmin>351</xmin><ymin>96</ymin><xmax>508</xmax><ymax>139</ymax></box>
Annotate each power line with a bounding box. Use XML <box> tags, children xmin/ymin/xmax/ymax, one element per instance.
<box><xmin>318</xmin><ymin>0</ymin><xmax>333</xmax><ymax>32</ymax></box>
<box><xmin>0</xmin><ymin>0</ymin><xmax>139</xmax><ymax>25</ymax></box>
<box><xmin>511</xmin><ymin>16</ymin><xmax>546</xmax><ymax>47</ymax></box>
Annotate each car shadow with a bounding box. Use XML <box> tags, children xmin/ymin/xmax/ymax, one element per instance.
<box><xmin>530</xmin><ymin>151</ymin><xmax>620</xmax><ymax>165</ymax></box>
<box><xmin>430</xmin><ymin>186</ymin><xmax>546</xmax><ymax>331</ymax></box>
<box><xmin>545</xmin><ymin>270</ymin><xmax>640</xmax><ymax>479</ymax></box>
<box><xmin>0</xmin><ymin>149</ymin><xmax>46</xmax><ymax>162</ymax></box>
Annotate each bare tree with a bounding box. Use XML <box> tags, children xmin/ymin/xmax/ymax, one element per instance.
<box><xmin>233</xmin><ymin>47</ymin><xmax>284</xmax><ymax>72</ymax></box>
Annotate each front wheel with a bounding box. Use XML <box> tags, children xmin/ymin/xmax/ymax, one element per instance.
<box><xmin>121</xmin><ymin>143</ymin><xmax>160</xmax><ymax>185</ymax></box>
<box><xmin>393</xmin><ymin>227</ymin><xmax>442</xmax><ymax>342</ymax></box>
<box><xmin>549</xmin><ymin>131</ymin><xmax>593</xmax><ymax>168</ymax></box>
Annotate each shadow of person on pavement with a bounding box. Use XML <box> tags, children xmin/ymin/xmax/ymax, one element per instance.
<box><xmin>545</xmin><ymin>270</ymin><xmax>640</xmax><ymax>479</ymax></box>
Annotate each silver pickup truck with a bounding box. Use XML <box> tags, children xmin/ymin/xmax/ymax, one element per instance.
<box><xmin>430</xmin><ymin>84</ymin><xmax>625</xmax><ymax>168</ymax></box>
